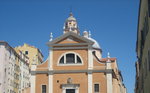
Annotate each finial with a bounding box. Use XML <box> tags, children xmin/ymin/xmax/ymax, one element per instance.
<box><xmin>49</xmin><ymin>32</ymin><xmax>53</xmax><ymax>41</ymax></box>
<box><xmin>63</xmin><ymin>25</ymin><xmax>65</xmax><ymax>29</ymax></box>
<box><xmin>107</xmin><ymin>52</ymin><xmax>111</xmax><ymax>62</ymax></box>
<box><xmin>107</xmin><ymin>52</ymin><xmax>110</xmax><ymax>58</ymax></box>
<box><xmin>84</xmin><ymin>29</ymin><xmax>87</xmax><ymax>32</ymax></box>
<box><xmin>83</xmin><ymin>29</ymin><xmax>88</xmax><ymax>38</ymax></box>
<box><xmin>89</xmin><ymin>30</ymin><xmax>91</xmax><ymax>38</ymax></box>
<box><xmin>69</xmin><ymin>12</ymin><xmax>73</xmax><ymax>17</ymax></box>
<box><xmin>69</xmin><ymin>6</ymin><xmax>73</xmax><ymax>17</ymax></box>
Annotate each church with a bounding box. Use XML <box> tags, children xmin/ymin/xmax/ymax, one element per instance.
<box><xmin>30</xmin><ymin>13</ymin><xmax>127</xmax><ymax>93</ymax></box>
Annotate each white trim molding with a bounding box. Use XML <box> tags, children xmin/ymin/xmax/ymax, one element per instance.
<box><xmin>57</xmin><ymin>51</ymin><xmax>84</xmax><ymax>66</ymax></box>
<box><xmin>61</xmin><ymin>84</ymin><xmax>79</xmax><ymax>93</ymax></box>
<box><xmin>106</xmin><ymin>73</ymin><xmax>113</xmax><ymax>93</ymax></box>
<box><xmin>106</xmin><ymin>60</ymin><xmax>113</xmax><ymax>93</ymax></box>
<box><xmin>31</xmin><ymin>69</ymin><xmax>112</xmax><ymax>75</ymax></box>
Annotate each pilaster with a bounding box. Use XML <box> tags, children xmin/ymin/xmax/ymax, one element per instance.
<box><xmin>88</xmin><ymin>45</ymin><xmax>93</xmax><ymax>69</ymax></box>
<box><xmin>49</xmin><ymin>48</ymin><xmax>53</xmax><ymax>70</ymax></box>
<box><xmin>48</xmin><ymin>73</ymin><xmax>53</xmax><ymax>93</ymax></box>
<box><xmin>30</xmin><ymin>75</ymin><xmax>36</xmax><ymax>93</ymax></box>
<box><xmin>106</xmin><ymin>59</ymin><xmax>113</xmax><ymax>93</ymax></box>
<box><xmin>88</xmin><ymin>72</ymin><xmax>93</xmax><ymax>93</ymax></box>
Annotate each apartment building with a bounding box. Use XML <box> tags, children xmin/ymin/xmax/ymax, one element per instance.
<box><xmin>0</xmin><ymin>41</ymin><xmax>30</xmax><ymax>93</ymax></box>
<box><xmin>135</xmin><ymin>0</ymin><xmax>150</xmax><ymax>93</ymax></box>
<box><xmin>15</xmin><ymin>43</ymin><xmax>43</xmax><ymax>68</ymax></box>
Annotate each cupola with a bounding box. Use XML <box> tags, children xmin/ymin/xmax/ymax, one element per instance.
<box><xmin>63</xmin><ymin>12</ymin><xmax>80</xmax><ymax>35</ymax></box>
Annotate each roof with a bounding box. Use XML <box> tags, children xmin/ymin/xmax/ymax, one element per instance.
<box><xmin>66</xmin><ymin>12</ymin><xmax>76</xmax><ymax>21</ymax></box>
<box><xmin>15</xmin><ymin>43</ymin><xmax>44</xmax><ymax>57</ymax></box>
<box><xmin>92</xmin><ymin>51</ymin><xmax>116</xmax><ymax>63</ymax></box>
<box><xmin>88</xmin><ymin>37</ymin><xmax>101</xmax><ymax>49</ymax></box>
<box><xmin>100</xmin><ymin>58</ymin><xmax>116</xmax><ymax>62</ymax></box>
<box><xmin>0</xmin><ymin>41</ymin><xmax>29</xmax><ymax>64</ymax></box>
<box><xmin>47</xmin><ymin>32</ymin><xmax>94</xmax><ymax>46</ymax></box>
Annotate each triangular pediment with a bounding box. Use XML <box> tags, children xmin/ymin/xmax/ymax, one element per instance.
<box><xmin>47</xmin><ymin>32</ymin><xmax>94</xmax><ymax>46</ymax></box>
<box><xmin>56</xmin><ymin>36</ymin><xmax>86</xmax><ymax>44</ymax></box>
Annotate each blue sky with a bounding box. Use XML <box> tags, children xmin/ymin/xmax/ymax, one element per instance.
<box><xmin>0</xmin><ymin>0</ymin><xmax>139</xmax><ymax>93</ymax></box>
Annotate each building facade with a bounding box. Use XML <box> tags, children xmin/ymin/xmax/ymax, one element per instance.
<box><xmin>135</xmin><ymin>0</ymin><xmax>150</xmax><ymax>93</ymax></box>
<box><xmin>15</xmin><ymin>43</ymin><xmax>43</xmax><ymax>68</ymax></box>
<box><xmin>30</xmin><ymin>13</ymin><xmax>126</xmax><ymax>93</ymax></box>
<box><xmin>15</xmin><ymin>49</ymin><xmax>30</xmax><ymax>93</ymax></box>
<box><xmin>0</xmin><ymin>41</ymin><xmax>30</xmax><ymax>93</ymax></box>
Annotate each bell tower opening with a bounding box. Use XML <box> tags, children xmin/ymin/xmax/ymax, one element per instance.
<box><xmin>63</xmin><ymin>12</ymin><xmax>80</xmax><ymax>35</ymax></box>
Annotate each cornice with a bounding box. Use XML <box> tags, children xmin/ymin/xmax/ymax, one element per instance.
<box><xmin>31</xmin><ymin>69</ymin><xmax>113</xmax><ymax>75</ymax></box>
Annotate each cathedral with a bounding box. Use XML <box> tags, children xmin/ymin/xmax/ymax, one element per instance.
<box><xmin>30</xmin><ymin>13</ymin><xmax>127</xmax><ymax>93</ymax></box>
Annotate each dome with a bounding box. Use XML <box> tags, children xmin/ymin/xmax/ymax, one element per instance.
<box><xmin>88</xmin><ymin>37</ymin><xmax>101</xmax><ymax>49</ymax></box>
<box><xmin>67</xmin><ymin>16</ymin><xmax>76</xmax><ymax>21</ymax></box>
<box><xmin>66</xmin><ymin>12</ymin><xmax>76</xmax><ymax>21</ymax></box>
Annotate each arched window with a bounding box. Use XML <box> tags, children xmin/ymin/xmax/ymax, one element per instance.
<box><xmin>59</xmin><ymin>53</ymin><xmax>82</xmax><ymax>64</ymax></box>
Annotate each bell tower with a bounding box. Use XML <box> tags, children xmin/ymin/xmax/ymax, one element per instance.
<box><xmin>63</xmin><ymin>12</ymin><xmax>80</xmax><ymax>35</ymax></box>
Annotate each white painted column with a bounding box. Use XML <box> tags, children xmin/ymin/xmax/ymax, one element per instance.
<box><xmin>106</xmin><ymin>73</ymin><xmax>113</xmax><ymax>93</ymax></box>
<box><xmin>62</xmin><ymin>88</ymin><xmax>65</xmax><ymax>93</ymax></box>
<box><xmin>48</xmin><ymin>74</ymin><xmax>53</xmax><ymax>93</ymax></box>
<box><xmin>106</xmin><ymin>58</ymin><xmax>113</xmax><ymax>93</ymax></box>
<box><xmin>88</xmin><ymin>72</ymin><xmax>93</xmax><ymax>93</ymax></box>
<box><xmin>48</xmin><ymin>48</ymin><xmax>53</xmax><ymax>93</ymax></box>
<box><xmin>49</xmin><ymin>49</ymin><xmax>53</xmax><ymax>70</ymax></box>
<box><xmin>30</xmin><ymin>75</ymin><xmax>36</xmax><ymax>93</ymax></box>
<box><xmin>76</xmin><ymin>87</ymin><xmax>79</xmax><ymax>93</ymax></box>
<box><xmin>88</xmin><ymin>46</ymin><xmax>93</xmax><ymax>69</ymax></box>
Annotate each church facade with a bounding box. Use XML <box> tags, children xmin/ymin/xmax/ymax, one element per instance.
<box><xmin>30</xmin><ymin>13</ymin><xmax>126</xmax><ymax>93</ymax></box>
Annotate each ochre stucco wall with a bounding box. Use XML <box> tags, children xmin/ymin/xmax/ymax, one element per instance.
<box><xmin>93</xmin><ymin>73</ymin><xmax>107</xmax><ymax>93</ymax></box>
<box><xmin>35</xmin><ymin>74</ymin><xmax>49</xmax><ymax>93</ymax></box>
<box><xmin>53</xmin><ymin>73</ymin><xmax>88</xmax><ymax>93</ymax></box>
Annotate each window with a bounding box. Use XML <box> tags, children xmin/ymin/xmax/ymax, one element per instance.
<box><xmin>42</xmin><ymin>85</ymin><xmax>46</xmax><ymax>93</ymax></box>
<box><xmin>145</xmin><ymin>58</ymin><xmax>148</xmax><ymax>78</ymax></box>
<box><xmin>77</xmin><ymin>56</ymin><xmax>81</xmax><ymax>63</ymax></box>
<box><xmin>94</xmin><ymin>84</ymin><xmax>99</xmax><ymax>93</ymax></box>
<box><xmin>60</xmin><ymin>56</ymin><xmax>64</xmax><ymax>64</ymax></box>
<box><xmin>148</xmin><ymin>0</ymin><xmax>150</xmax><ymax>16</ymax></box>
<box><xmin>148</xmin><ymin>50</ymin><xmax>150</xmax><ymax>71</ymax></box>
<box><xmin>66</xmin><ymin>89</ymin><xmax>75</xmax><ymax>93</ymax></box>
<box><xmin>25</xmin><ymin>51</ymin><xmax>28</xmax><ymax>55</ymax></box>
<box><xmin>59</xmin><ymin>53</ymin><xmax>82</xmax><ymax>65</ymax></box>
<box><xmin>66</xmin><ymin>53</ymin><xmax>75</xmax><ymax>63</ymax></box>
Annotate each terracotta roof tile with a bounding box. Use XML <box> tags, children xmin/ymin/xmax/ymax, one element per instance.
<box><xmin>100</xmin><ymin>58</ymin><xmax>116</xmax><ymax>62</ymax></box>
